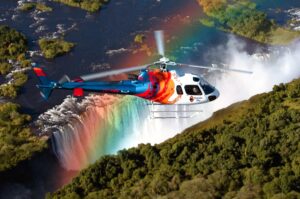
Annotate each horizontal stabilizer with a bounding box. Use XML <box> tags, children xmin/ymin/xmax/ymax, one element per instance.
<box><xmin>37</xmin><ymin>85</ymin><xmax>53</xmax><ymax>100</ymax></box>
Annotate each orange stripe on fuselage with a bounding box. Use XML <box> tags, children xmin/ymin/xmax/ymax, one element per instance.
<box><xmin>149</xmin><ymin>70</ymin><xmax>175</xmax><ymax>104</ymax></box>
<box><xmin>136</xmin><ymin>70</ymin><xmax>180</xmax><ymax>104</ymax></box>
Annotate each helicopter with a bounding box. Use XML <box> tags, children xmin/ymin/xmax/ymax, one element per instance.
<box><xmin>33</xmin><ymin>30</ymin><xmax>252</xmax><ymax>105</ymax></box>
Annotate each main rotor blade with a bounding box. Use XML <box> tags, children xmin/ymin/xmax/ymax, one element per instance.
<box><xmin>154</xmin><ymin>30</ymin><xmax>165</xmax><ymax>57</ymax></box>
<box><xmin>80</xmin><ymin>64</ymin><xmax>151</xmax><ymax>81</ymax></box>
<box><xmin>177</xmin><ymin>63</ymin><xmax>253</xmax><ymax>74</ymax></box>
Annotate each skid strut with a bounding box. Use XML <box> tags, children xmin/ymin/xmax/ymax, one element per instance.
<box><xmin>148</xmin><ymin>102</ymin><xmax>202</xmax><ymax>119</ymax></box>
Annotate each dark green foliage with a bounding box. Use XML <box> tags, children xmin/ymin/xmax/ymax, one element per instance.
<box><xmin>54</xmin><ymin>0</ymin><xmax>110</xmax><ymax>12</ymax></box>
<box><xmin>19</xmin><ymin>3</ymin><xmax>52</xmax><ymax>12</ymax></box>
<box><xmin>49</xmin><ymin>78</ymin><xmax>300</xmax><ymax>198</ymax></box>
<box><xmin>202</xmin><ymin>1</ymin><xmax>274</xmax><ymax>43</ymax></box>
<box><xmin>0</xmin><ymin>26</ymin><xmax>45</xmax><ymax>171</ymax></box>
<box><xmin>12</xmin><ymin>72</ymin><xmax>28</xmax><ymax>87</ymax></box>
<box><xmin>0</xmin><ymin>25</ymin><xmax>27</xmax><ymax>60</ymax></box>
<box><xmin>19</xmin><ymin>2</ymin><xmax>35</xmax><ymax>11</ymax></box>
<box><xmin>0</xmin><ymin>103</ymin><xmax>47</xmax><ymax>172</ymax></box>
<box><xmin>197</xmin><ymin>0</ymin><xmax>300</xmax><ymax>44</ymax></box>
<box><xmin>35</xmin><ymin>3</ymin><xmax>52</xmax><ymax>12</ymax></box>
<box><xmin>134</xmin><ymin>34</ymin><xmax>146</xmax><ymax>44</ymax></box>
<box><xmin>0</xmin><ymin>26</ymin><xmax>30</xmax><ymax>98</ymax></box>
<box><xmin>0</xmin><ymin>84</ymin><xmax>17</xmax><ymax>98</ymax></box>
<box><xmin>38</xmin><ymin>38</ymin><xmax>75</xmax><ymax>59</ymax></box>
<box><xmin>0</xmin><ymin>72</ymin><xmax>28</xmax><ymax>98</ymax></box>
<box><xmin>224</xmin><ymin>7</ymin><xmax>273</xmax><ymax>42</ymax></box>
<box><xmin>0</xmin><ymin>62</ymin><xmax>12</xmax><ymax>75</ymax></box>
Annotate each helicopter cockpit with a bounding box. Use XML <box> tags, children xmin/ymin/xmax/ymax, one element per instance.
<box><xmin>184</xmin><ymin>85</ymin><xmax>203</xmax><ymax>95</ymax></box>
<box><xmin>174</xmin><ymin>72</ymin><xmax>219</xmax><ymax>104</ymax></box>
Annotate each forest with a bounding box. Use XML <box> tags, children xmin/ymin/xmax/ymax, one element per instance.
<box><xmin>48</xmin><ymin>78</ymin><xmax>300</xmax><ymax>198</ymax></box>
<box><xmin>197</xmin><ymin>0</ymin><xmax>300</xmax><ymax>44</ymax></box>
<box><xmin>54</xmin><ymin>0</ymin><xmax>110</xmax><ymax>12</ymax></box>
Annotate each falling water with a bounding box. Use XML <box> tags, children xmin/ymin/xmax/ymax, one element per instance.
<box><xmin>37</xmin><ymin>94</ymin><xmax>150</xmax><ymax>170</ymax></box>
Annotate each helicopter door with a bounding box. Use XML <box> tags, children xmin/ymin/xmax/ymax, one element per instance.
<box><xmin>176</xmin><ymin>85</ymin><xmax>184</xmax><ymax>95</ymax></box>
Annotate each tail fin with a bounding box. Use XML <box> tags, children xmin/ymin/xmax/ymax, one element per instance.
<box><xmin>33</xmin><ymin>67</ymin><xmax>55</xmax><ymax>100</ymax></box>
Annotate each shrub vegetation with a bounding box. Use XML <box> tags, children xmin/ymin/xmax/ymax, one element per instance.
<box><xmin>0</xmin><ymin>26</ymin><xmax>27</xmax><ymax>60</ymax></box>
<box><xmin>0</xmin><ymin>25</ymin><xmax>29</xmax><ymax>98</ymax></box>
<box><xmin>38</xmin><ymin>38</ymin><xmax>75</xmax><ymax>59</ymax></box>
<box><xmin>134</xmin><ymin>34</ymin><xmax>146</xmax><ymax>44</ymax></box>
<box><xmin>0</xmin><ymin>103</ymin><xmax>47</xmax><ymax>172</ymax></box>
<box><xmin>19</xmin><ymin>2</ymin><xmax>52</xmax><ymax>12</ymax></box>
<box><xmin>54</xmin><ymin>0</ymin><xmax>110</xmax><ymax>12</ymax></box>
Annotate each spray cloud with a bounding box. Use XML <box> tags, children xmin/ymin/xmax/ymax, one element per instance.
<box><xmin>205</xmin><ymin>36</ymin><xmax>300</xmax><ymax>113</ymax></box>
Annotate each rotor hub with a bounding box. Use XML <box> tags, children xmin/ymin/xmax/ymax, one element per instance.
<box><xmin>159</xmin><ymin>57</ymin><xmax>169</xmax><ymax>63</ymax></box>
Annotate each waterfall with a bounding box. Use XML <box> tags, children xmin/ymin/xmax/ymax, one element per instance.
<box><xmin>37</xmin><ymin>94</ymin><xmax>151</xmax><ymax>170</ymax></box>
<box><xmin>37</xmin><ymin>94</ymin><xmax>205</xmax><ymax>171</ymax></box>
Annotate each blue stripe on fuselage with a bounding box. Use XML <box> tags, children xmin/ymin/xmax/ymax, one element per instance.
<box><xmin>60</xmin><ymin>80</ymin><xmax>150</xmax><ymax>94</ymax></box>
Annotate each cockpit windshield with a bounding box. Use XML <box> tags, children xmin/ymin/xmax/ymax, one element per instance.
<box><xmin>199</xmin><ymin>79</ymin><xmax>215</xmax><ymax>94</ymax></box>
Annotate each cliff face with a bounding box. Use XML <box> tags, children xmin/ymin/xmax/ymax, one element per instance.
<box><xmin>49</xmin><ymin>78</ymin><xmax>300</xmax><ymax>198</ymax></box>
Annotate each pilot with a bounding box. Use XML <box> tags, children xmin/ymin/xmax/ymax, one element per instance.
<box><xmin>193</xmin><ymin>86</ymin><xmax>200</xmax><ymax>94</ymax></box>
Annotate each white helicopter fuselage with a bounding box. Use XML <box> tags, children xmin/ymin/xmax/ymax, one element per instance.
<box><xmin>136</xmin><ymin>69</ymin><xmax>219</xmax><ymax>105</ymax></box>
<box><xmin>169</xmin><ymin>70</ymin><xmax>220</xmax><ymax>105</ymax></box>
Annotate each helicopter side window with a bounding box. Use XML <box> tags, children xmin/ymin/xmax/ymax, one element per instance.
<box><xmin>193</xmin><ymin>77</ymin><xmax>200</xmax><ymax>82</ymax></box>
<box><xmin>176</xmin><ymin>85</ymin><xmax>183</xmax><ymax>95</ymax></box>
<box><xmin>184</xmin><ymin>85</ymin><xmax>202</xmax><ymax>95</ymax></box>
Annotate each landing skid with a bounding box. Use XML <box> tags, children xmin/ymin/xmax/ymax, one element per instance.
<box><xmin>147</xmin><ymin>103</ymin><xmax>202</xmax><ymax>119</ymax></box>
